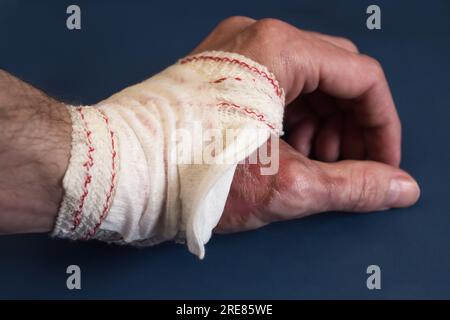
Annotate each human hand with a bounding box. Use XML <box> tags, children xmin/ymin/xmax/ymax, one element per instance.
<box><xmin>190</xmin><ymin>17</ymin><xmax>420</xmax><ymax>233</ymax></box>
<box><xmin>0</xmin><ymin>17</ymin><xmax>420</xmax><ymax>244</ymax></box>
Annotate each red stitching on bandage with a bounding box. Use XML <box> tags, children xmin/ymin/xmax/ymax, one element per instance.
<box><xmin>84</xmin><ymin>110</ymin><xmax>117</xmax><ymax>239</ymax></box>
<box><xmin>217</xmin><ymin>102</ymin><xmax>276</xmax><ymax>131</ymax></box>
<box><xmin>210</xmin><ymin>77</ymin><xmax>242</xmax><ymax>84</ymax></box>
<box><xmin>180</xmin><ymin>55</ymin><xmax>282</xmax><ymax>98</ymax></box>
<box><xmin>71</xmin><ymin>108</ymin><xmax>95</xmax><ymax>231</ymax></box>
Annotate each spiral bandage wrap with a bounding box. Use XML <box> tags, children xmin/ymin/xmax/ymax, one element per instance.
<box><xmin>53</xmin><ymin>51</ymin><xmax>285</xmax><ymax>258</ymax></box>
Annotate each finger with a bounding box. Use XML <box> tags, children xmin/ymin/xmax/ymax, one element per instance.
<box><xmin>308</xmin><ymin>46</ymin><xmax>401</xmax><ymax>166</ymax></box>
<box><xmin>303</xmin><ymin>91</ymin><xmax>338</xmax><ymax>118</ymax></box>
<box><xmin>314</xmin><ymin>114</ymin><xmax>342</xmax><ymax>162</ymax></box>
<box><xmin>287</xmin><ymin>114</ymin><xmax>319</xmax><ymax>157</ymax></box>
<box><xmin>265</xmin><ymin>143</ymin><xmax>418</xmax><ymax>222</ymax></box>
<box><xmin>341</xmin><ymin>111</ymin><xmax>366</xmax><ymax>160</ymax></box>
<box><xmin>306</xmin><ymin>31</ymin><xmax>359</xmax><ymax>53</ymax></box>
<box><xmin>314</xmin><ymin>159</ymin><xmax>420</xmax><ymax>213</ymax></box>
<box><xmin>283</xmin><ymin>99</ymin><xmax>309</xmax><ymax>132</ymax></box>
<box><xmin>275</xmin><ymin>26</ymin><xmax>401</xmax><ymax>165</ymax></box>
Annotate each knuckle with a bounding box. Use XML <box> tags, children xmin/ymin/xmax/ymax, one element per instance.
<box><xmin>277</xmin><ymin>160</ymin><xmax>314</xmax><ymax>202</ymax></box>
<box><xmin>218</xmin><ymin>16</ymin><xmax>255</xmax><ymax>28</ymax></box>
<box><xmin>278</xmin><ymin>160</ymin><xmax>303</xmax><ymax>193</ymax></box>
<box><xmin>252</xmin><ymin>18</ymin><xmax>288</xmax><ymax>38</ymax></box>
<box><xmin>339</xmin><ymin>37</ymin><xmax>359</xmax><ymax>52</ymax></box>
<box><xmin>277</xmin><ymin>159</ymin><xmax>325</xmax><ymax>210</ymax></box>
<box><xmin>362</xmin><ymin>55</ymin><xmax>385</xmax><ymax>80</ymax></box>
<box><xmin>244</xmin><ymin>18</ymin><xmax>292</xmax><ymax>57</ymax></box>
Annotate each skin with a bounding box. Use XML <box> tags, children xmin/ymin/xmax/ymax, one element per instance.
<box><xmin>0</xmin><ymin>69</ymin><xmax>71</xmax><ymax>234</ymax></box>
<box><xmin>0</xmin><ymin>17</ymin><xmax>420</xmax><ymax>236</ymax></box>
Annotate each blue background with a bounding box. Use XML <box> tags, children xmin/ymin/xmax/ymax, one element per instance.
<box><xmin>0</xmin><ymin>0</ymin><xmax>449</xmax><ymax>299</ymax></box>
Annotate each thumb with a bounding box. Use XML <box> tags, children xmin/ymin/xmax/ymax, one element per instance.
<box><xmin>314</xmin><ymin>159</ymin><xmax>420</xmax><ymax>213</ymax></box>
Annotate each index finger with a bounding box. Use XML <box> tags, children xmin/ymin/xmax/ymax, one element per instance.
<box><xmin>305</xmin><ymin>38</ymin><xmax>401</xmax><ymax>166</ymax></box>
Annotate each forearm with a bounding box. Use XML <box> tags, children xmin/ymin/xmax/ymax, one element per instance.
<box><xmin>0</xmin><ymin>70</ymin><xmax>71</xmax><ymax>234</ymax></box>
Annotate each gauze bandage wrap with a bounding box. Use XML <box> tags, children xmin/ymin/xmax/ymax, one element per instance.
<box><xmin>53</xmin><ymin>51</ymin><xmax>285</xmax><ymax>258</ymax></box>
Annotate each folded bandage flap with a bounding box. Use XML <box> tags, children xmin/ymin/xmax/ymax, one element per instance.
<box><xmin>53</xmin><ymin>51</ymin><xmax>285</xmax><ymax>258</ymax></box>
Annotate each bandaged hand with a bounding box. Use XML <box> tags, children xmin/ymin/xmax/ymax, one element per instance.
<box><xmin>0</xmin><ymin>17</ymin><xmax>420</xmax><ymax>258</ymax></box>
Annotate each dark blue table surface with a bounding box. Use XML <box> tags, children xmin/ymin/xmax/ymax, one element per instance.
<box><xmin>0</xmin><ymin>0</ymin><xmax>449</xmax><ymax>299</ymax></box>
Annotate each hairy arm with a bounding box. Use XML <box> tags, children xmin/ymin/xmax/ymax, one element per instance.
<box><xmin>0</xmin><ymin>70</ymin><xmax>71</xmax><ymax>234</ymax></box>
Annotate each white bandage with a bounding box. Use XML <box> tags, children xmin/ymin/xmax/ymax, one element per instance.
<box><xmin>53</xmin><ymin>51</ymin><xmax>285</xmax><ymax>258</ymax></box>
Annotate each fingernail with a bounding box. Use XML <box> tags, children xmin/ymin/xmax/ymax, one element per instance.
<box><xmin>388</xmin><ymin>176</ymin><xmax>421</xmax><ymax>208</ymax></box>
